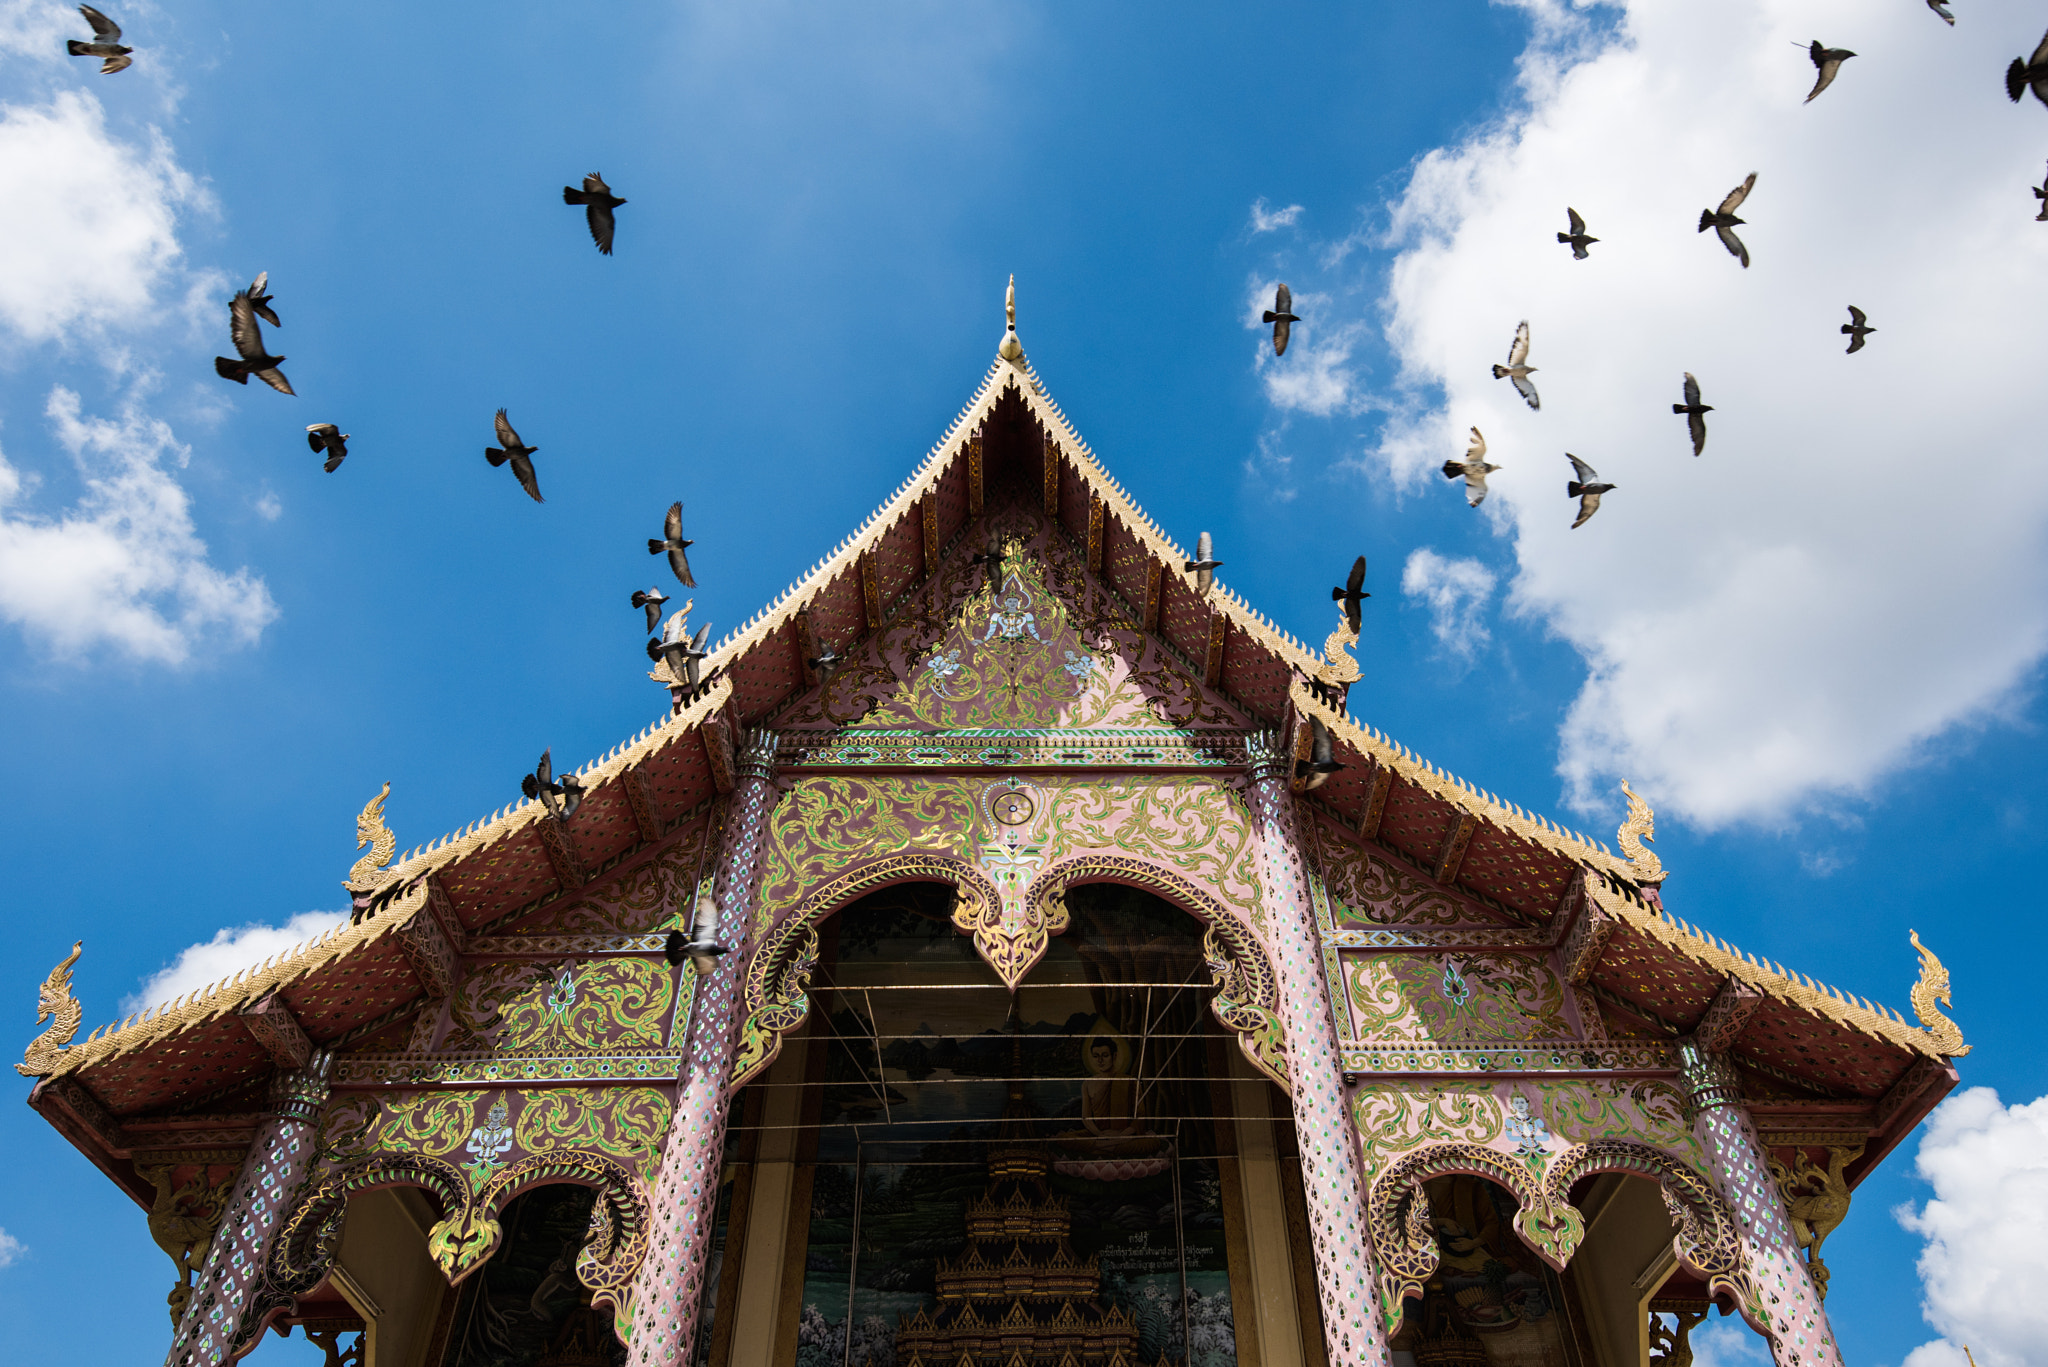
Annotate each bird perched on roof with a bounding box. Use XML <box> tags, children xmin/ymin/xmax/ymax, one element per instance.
<box><xmin>648</xmin><ymin>610</ymin><xmax>712</xmax><ymax>689</ymax></box>
<box><xmin>1557</xmin><ymin>208</ymin><xmax>1597</xmax><ymax>259</ymax></box>
<box><xmin>214</xmin><ymin>290</ymin><xmax>293</xmax><ymax>395</ymax></box>
<box><xmin>1566</xmin><ymin>454</ymin><xmax>1614</xmax><ymax>528</ymax></box>
<box><xmin>1442</xmin><ymin>428</ymin><xmax>1500</xmax><ymax>507</ymax></box>
<box><xmin>521</xmin><ymin>748</ymin><xmax>585</xmax><ymax>822</ymax></box>
<box><xmin>1927</xmin><ymin>0</ymin><xmax>1954</xmax><ymax>23</ymax></box>
<box><xmin>305</xmin><ymin>424</ymin><xmax>350</xmax><ymax>472</ymax></box>
<box><xmin>2008</xmin><ymin>30</ymin><xmax>2048</xmax><ymax>107</ymax></box>
<box><xmin>1802</xmin><ymin>41</ymin><xmax>1856</xmax><ymax>103</ymax></box>
<box><xmin>1331</xmin><ymin>556</ymin><xmax>1369</xmax><ymax>635</ymax></box>
<box><xmin>1699</xmin><ymin>173</ymin><xmax>1757</xmax><ymax>268</ymax></box>
<box><xmin>1672</xmin><ymin>374</ymin><xmax>1712</xmax><ymax>457</ymax></box>
<box><xmin>485</xmin><ymin>409</ymin><xmax>543</xmax><ymax>503</ymax></box>
<box><xmin>1262</xmin><ymin>284</ymin><xmax>1299</xmax><ymax>356</ymax></box>
<box><xmin>66</xmin><ymin>6</ymin><xmax>130</xmax><ymax>73</ymax></box>
<box><xmin>1184</xmin><ymin>532</ymin><xmax>1222</xmax><ymax>594</ymax></box>
<box><xmin>245</xmin><ymin>271</ymin><xmax>281</xmax><ymax>328</ymax></box>
<box><xmin>1492</xmin><ymin>321</ymin><xmax>1540</xmax><ymax>410</ymax></box>
<box><xmin>2034</xmin><ymin>163</ymin><xmax>2048</xmax><ymax>220</ymax></box>
<box><xmin>1841</xmin><ymin>305</ymin><xmax>1876</xmax><ymax>353</ymax></box>
<box><xmin>1296</xmin><ymin>716</ymin><xmax>1344</xmax><ymax>790</ymax></box>
<box><xmin>631</xmin><ymin>587</ymin><xmax>670</xmax><ymax>633</ymax></box>
<box><xmin>649</xmin><ymin>501</ymin><xmax>696</xmax><ymax>587</ymax></box>
<box><xmin>665</xmin><ymin>889</ymin><xmax>730</xmax><ymax>976</ymax></box>
<box><xmin>562</xmin><ymin>172</ymin><xmax>625</xmax><ymax>255</ymax></box>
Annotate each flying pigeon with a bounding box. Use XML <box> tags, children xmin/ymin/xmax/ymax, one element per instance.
<box><xmin>1331</xmin><ymin>556</ymin><xmax>1369</xmax><ymax>635</ymax></box>
<box><xmin>305</xmin><ymin>424</ymin><xmax>350</xmax><ymax>472</ymax></box>
<box><xmin>1492</xmin><ymin>321</ymin><xmax>1540</xmax><ymax>410</ymax></box>
<box><xmin>1184</xmin><ymin>531</ymin><xmax>1222</xmax><ymax>593</ymax></box>
<box><xmin>665</xmin><ymin>889</ymin><xmax>730</xmax><ymax>976</ymax></box>
<box><xmin>2008</xmin><ymin>29</ymin><xmax>2048</xmax><ymax>107</ymax></box>
<box><xmin>1566</xmin><ymin>454</ymin><xmax>1614</xmax><ymax>529</ymax></box>
<box><xmin>66</xmin><ymin>6</ymin><xmax>130</xmax><ymax>73</ymax></box>
<box><xmin>1842</xmin><ymin>305</ymin><xmax>1876</xmax><ymax>354</ymax></box>
<box><xmin>809</xmin><ymin>645</ymin><xmax>844</xmax><ymax>677</ymax></box>
<box><xmin>631</xmin><ymin>587</ymin><xmax>670</xmax><ymax>633</ymax></box>
<box><xmin>2035</xmin><ymin>163</ymin><xmax>2048</xmax><ymax>220</ymax></box>
<box><xmin>1928</xmin><ymin>0</ymin><xmax>1954</xmax><ymax>24</ymax></box>
<box><xmin>649</xmin><ymin>501</ymin><xmax>696</xmax><ymax>587</ymax></box>
<box><xmin>245</xmin><ymin>272</ymin><xmax>281</xmax><ymax>329</ymax></box>
<box><xmin>1803</xmin><ymin>41</ymin><xmax>1856</xmax><ymax>103</ymax></box>
<box><xmin>1699</xmin><ymin>173</ymin><xmax>1757</xmax><ymax>268</ymax></box>
<box><xmin>647</xmin><ymin>610</ymin><xmax>712</xmax><ymax>689</ymax></box>
<box><xmin>969</xmin><ymin>544</ymin><xmax>1005</xmax><ymax>574</ymax></box>
<box><xmin>485</xmin><ymin>409</ymin><xmax>543</xmax><ymax>503</ymax></box>
<box><xmin>1557</xmin><ymin>208</ymin><xmax>1597</xmax><ymax>259</ymax></box>
<box><xmin>521</xmin><ymin>748</ymin><xmax>585</xmax><ymax>822</ymax></box>
<box><xmin>1262</xmin><ymin>284</ymin><xmax>1299</xmax><ymax>356</ymax></box>
<box><xmin>1442</xmin><ymin>427</ymin><xmax>1500</xmax><ymax>507</ymax></box>
<box><xmin>214</xmin><ymin>290</ymin><xmax>293</xmax><ymax>395</ymax></box>
<box><xmin>1672</xmin><ymin>373</ymin><xmax>1712</xmax><ymax>457</ymax></box>
<box><xmin>1295</xmin><ymin>716</ymin><xmax>1344</xmax><ymax>791</ymax></box>
<box><xmin>562</xmin><ymin>172</ymin><xmax>625</xmax><ymax>255</ymax></box>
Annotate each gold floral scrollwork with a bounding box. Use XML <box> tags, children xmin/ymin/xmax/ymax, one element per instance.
<box><xmin>1908</xmin><ymin>930</ymin><xmax>1969</xmax><ymax>1056</ymax></box>
<box><xmin>18</xmin><ymin>941</ymin><xmax>83</xmax><ymax>1077</ymax></box>
<box><xmin>949</xmin><ymin>877</ymin><xmax>1066</xmax><ymax>991</ymax></box>
<box><xmin>426</xmin><ymin>1204</ymin><xmax>502</xmax><ymax>1281</ymax></box>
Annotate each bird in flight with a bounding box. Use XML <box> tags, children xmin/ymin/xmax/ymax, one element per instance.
<box><xmin>1672</xmin><ymin>374</ymin><xmax>1712</xmax><ymax>457</ymax></box>
<box><xmin>665</xmin><ymin>890</ymin><xmax>730</xmax><ymax>976</ymax></box>
<box><xmin>2034</xmin><ymin>163</ymin><xmax>2048</xmax><ymax>220</ymax></box>
<box><xmin>245</xmin><ymin>272</ymin><xmax>281</xmax><ymax>328</ymax></box>
<box><xmin>1184</xmin><ymin>531</ymin><xmax>1222</xmax><ymax>594</ymax></box>
<box><xmin>647</xmin><ymin>610</ymin><xmax>712</xmax><ymax>689</ymax></box>
<box><xmin>809</xmin><ymin>645</ymin><xmax>844</xmax><ymax>677</ymax></box>
<box><xmin>1927</xmin><ymin>0</ymin><xmax>1954</xmax><ymax>24</ymax></box>
<box><xmin>1331</xmin><ymin>556</ymin><xmax>1369</xmax><ymax>635</ymax></box>
<box><xmin>1842</xmin><ymin>306</ymin><xmax>1876</xmax><ymax>353</ymax></box>
<box><xmin>2011</xmin><ymin>31</ymin><xmax>2048</xmax><ymax>107</ymax></box>
<box><xmin>563</xmin><ymin>172</ymin><xmax>625</xmax><ymax>255</ymax></box>
<box><xmin>1295</xmin><ymin>716</ymin><xmax>1344</xmax><ymax>791</ymax></box>
<box><xmin>1699</xmin><ymin>174</ymin><xmax>1757</xmax><ymax>267</ymax></box>
<box><xmin>1442</xmin><ymin>428</ymin><xmax>1500</xmax><ymax>507</ymax></box>
<box><xmin>1566</xmin><ymin>454</ymin><xmax>1614</xmax><ymax>528</ymax></box>
<box><xmin>305</xmin><ymin>424</ymin><xmax>350</xmax><ymax>472</ymax></box>
<box><xmin>485</xmin><ymin>410</ymin><xmax>543</xmax><ymax>502</ymax></box>
<box><xmin>1802</xmin><ymin>41</ymin><xmax>1856</xmax><ymax>103</ymax></box>
<box><xmin>649</xmin><ymin>502</ymin><xmax>696</xmax><ymax>587</ymax></box>
<box><xmin>66</xmin><ymin>6</ymin><xmax>130</xmax><ymax>73</ymax></box>
<box><xmin>1557</xmin><ymin>208</ymin><xmax>1597</xmax><ymax>259</ymax></box>
<box><xmin>969</xmin><ymin>545</ymin><xmax>1006</xmax><ymax>585</ymax></box>
<box><xmin>214</xmin><ymin>289</ymin><xmax>293</xmax><ymax>395</ymax></box>
<box><xmin>521</xmin><ymin>748</ymin><xmax>585</xmax><ymax>823</ymax></box>
<box><xmin>1262</xmin><ymin>284</ymin><xmax>1299</xmax><ymax>356</ymax></box>
<box><xmin>1492</xmin><ymin>321</ymin><xmax>1540</xmax><ymax>410</ymax></box>
<box><xmin>631</xmin><ymin>587</ymin><xmax>670</xmax><ymax>633</ymax></box>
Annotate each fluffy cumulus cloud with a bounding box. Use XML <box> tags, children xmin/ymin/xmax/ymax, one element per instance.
<box><xmin>1895</xmin><ymin>1087</ymin><xmax>2048</xmax><ymax>1367</ymax></box>
<box><xmin>1403</xmin><ymin>548</ymin><xmax>1498</xmax><ymax>657</ymax></box>
<box><xmin>123</xmin><ymin>909</ymin><xmax>350</xmax><ymax>1016</ymax></box>
<box><xmin>1359</xmin><ymin>0</ymin><xmax>2048</xmax><ymax>825</ymax></box>
<box><xmin>1249</xmin><ymin>280</ymin><xmax>1370</xmax><ymax>418</ymax></box>
<box><xmin>0</xmin><ymin>388</ymin><xmax>276</xmax><ymax>663</ymax></box>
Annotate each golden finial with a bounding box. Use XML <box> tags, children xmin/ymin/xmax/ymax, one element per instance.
<box><xmin>1908</xmin><ymin>930</ymin><xmax>1970</xmax><ymax>1056</ymax></box>
<box><xmin>1005</xmin><ymin>274</ymin><xmax>1016</xmax><ymax>330</ymax></box>
<box><xmin>1616</xmin><ymin>781</ymin><xmax>1666</xmax><ymax>886</ymax></box>
<box><xmin>1315</xmin><ymin>609</ymin><xmax>1360</xmax><ymax>686</ymax></box>
<box><xmin>343</xmin><ymin>782</ymin><xmax>397</xmax><ymax>893</ymax></box>
<box><xmin>999</xmin><ymin>275</ymin><xmax>1024</xmax><ymax>365</ymax></box>
<box><xmin>18</xmin><ymin>942</ymin><xmax>83</xmax><ymax>1077</ymax></box>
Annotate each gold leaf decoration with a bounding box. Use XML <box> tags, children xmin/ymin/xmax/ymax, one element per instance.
<box><xmin>1908</xmin><ymin>930</ymin><xmax>1969</xmax><ymax>1057</ymax></box>
<box><xmin>1616</xmin><ymin>781</ymin><xmax>1666</xmax><ymax>886</ymax></box>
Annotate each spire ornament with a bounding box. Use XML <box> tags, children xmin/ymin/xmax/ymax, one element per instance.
<box><xmin>343</xmin><ymin>782</ymin><xmax>397</xmax><ymax>894</ymax></box>
<box><xmin>1908</xmin><ymin>930</ymin><xmax>1969</xmax><ymax>1056</ymax></box>
<box><xmin>999</xmin><ymin>274</ymin><xmax>1024</xmax><ymax>365</ymax></box>
<box><xmin>1616</xmin><ymin>781</ymin><xmax>1667</xmax><ymax>887</ymax></box>
<box><xmin>18</xmin><ymin>941</ymin><xmax>83</xmax><ymax>1076</ymax></box>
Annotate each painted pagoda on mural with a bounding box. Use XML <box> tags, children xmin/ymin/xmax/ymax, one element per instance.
<box><xmin>20</xmin><ymin>283</ymin><xmax>1969</xmax><ymax>1367</ymax></box>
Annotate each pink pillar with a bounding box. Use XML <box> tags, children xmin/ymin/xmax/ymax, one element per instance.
<box><xmin>163</xmin><ymin>1051</ymin><xmax>333</xmax><ymax>1367</ymax></box>
<box><xmin>1242</xmin><ymin>732</ymin><xmax>1390</xmax><ymax>1367</ymax></box>
<box><xmin>626</xmin><ymin>728</ymin><xmax>781</xmax><ymax>1366</ymax></box>
<box><xmin>1678</xmin><ymin>1039</ymin><xmax>1846</xmax><ymax>1367</ymax></box>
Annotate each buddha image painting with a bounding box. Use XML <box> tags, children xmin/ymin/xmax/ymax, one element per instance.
<box><xmin>1081</xmin><ymin>1026</ymin><xmax>1137</xmax><ymax>1137</ymax></box>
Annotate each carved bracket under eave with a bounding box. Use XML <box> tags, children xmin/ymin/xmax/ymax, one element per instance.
<box><xmin>238</xmin><ymin>992</ymin><xmax>312</xmax><ymax>1069</ymax></box>
<box><xmin>1695</xmin><ymin>975</ymin><xmax>1763</xmax><ymax>1054</ymax></box>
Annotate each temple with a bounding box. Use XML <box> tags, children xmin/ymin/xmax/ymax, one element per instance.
<box><xmin>20</xmin><ymin>282</ymin><xmax>1967</xmax><ymax>1367</ymax></box>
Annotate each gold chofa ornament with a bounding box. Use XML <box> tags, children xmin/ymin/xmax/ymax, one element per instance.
<box><xmin>1908</xmin><ymin>930</ymin><xmax>1969</xmax><ymax>1056</ymax></box>
<box><xmin>344</xmin><ymin>782</ymin><xmax>397</xmax><ymax>893</ymax></box>
<box><xmin>1316</xmin><ymin>609</ymin><xmax>1361</xmax><ymax>687</ymax></box>
<box><xmin>1616</xmin><ymin>781</ymin><xmax>1666</xmax><ymax>886</ymax></box>
<box><xmin>18</xmin><ymin>941</ymin><xmax>83</xmax><ymax>1077</ymax></box>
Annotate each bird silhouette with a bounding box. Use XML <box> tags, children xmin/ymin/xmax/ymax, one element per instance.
<box><xmin>1442</xmin><ymin>428</ymin><xmax>1500</xmax><ymax>507</ymax></box>
<box><xmin>1295</xmin><ymin>716</ymin><xmax>1344</xmax><ymax>791</ymax></box>
<box><xmin>245</xmin><ymin>271</ymin><xmax>280</xmax><ymax>328</ymax></box>
<box><xmin>213</xmin><ymin>290</ymin><xmax>293</xmax><ymax>395</ymax></box>
<box><xmin>1262</xmin><ymin>284</ymin><xmax>1299</xmax><ymax>356</ymax></box>
<box><xmin>809</xmin><ymin>645</ymin><xmax>844</xmax><ymax>677</ymax></box>
<box><xmin>1842</xmin><ymin>305</ymin><xmax>1876</xmax><ymax>354</ymax></box>
<box><xmin>631</xmin><ymin>587</ymin><xmax>670</xmax><ymax>633</ymax></box>
<box><xmin>1184</xmin><ymin>532</ymin><xmax>1222</xmax><ymax>593</ymax></box>
<box><xmin>521</xmin><ymin>748</ymin><xmax>585</xmax><ymax>822</ymax></box>
<box><xmin>1557</xmin><ymin>208</ymin><xmax>1598</xmax><ymax>259</ymax></box>
<box><xmin>649</xmin><ymin>501</ymin><xmax>696</xmax><ymax>586</ymax></box>
<box><xmin>485</xmin><ymin>409</ymin><xmax>543</xmax><ymax>503</ymax></box>
<box><xmin>665</xmin><ymin>889</ymin><xmax>730</xmax><ymax>976</ymax></box>
<box><xmin>1331</xmin><ymin>556</ymin><xmax>1369</xmax><ymax>635</ymax></box>
<box><xmin>562</xmin><ymin>172</ymin><xmax>625</xmax><ymax>254</ymax></box>
<box><xmin>1566</xmin><ymin>454</ymin><xmax>1614</xmax><ymax>528</ymax></box>
<box><xmin>1927</xmin><ymin>0</ymin><xmax>1954</xmax><ymax>24</ymax></box>
<box><xmin>1803</xmin><ymin>41</ymin><xmax>1856</xmax><ymax>103</ymax></box>
<box><xmin>2008</xmin><ymin>29</ymin><xmax>2048</xmax><ymax>107</ymax></box>
<box><xmin>647</xmin><ymin>611</ymin><xmax>712</xmax><ymax>689</ymax></box>
<box><xmin>1673</xmin><ymin>373</ymin><xmax>1712</xmax><ymax>457</ymax></box>
<box><xmin>66</xmin><ymin>6</ymin><xmax>130</xmax><ymax>73</ymax></box>
<box><xmin>2034</xmin><ymin>163</ymin><xmax>2048</xmax><ymax>220</ymax></box>
<box><xmin>1492</xmin><ymin>321</ymin><xmax>1540</xmax><ymax>410</ymax></box>
<box><xmin>305</xmin><ymin>424</ymin><xmax>350</xmax><ymax>473</ymax></box>
<box><xmin>969</xmin><ymin>545</ymin><xmax>1006</xmax><ymax>586</ymax></box>
<box><xmin>1699</xmin><ymin>173</ymin><xmax>1757</xmax><ymax>267</ymax></box>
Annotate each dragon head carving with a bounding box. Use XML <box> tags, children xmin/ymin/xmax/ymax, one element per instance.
<box><xmin>343</xmin><ymin>782</ymin><xmax>397</xmax><ymax>894</ymax></box>
<box><xmin>17</xmin><ymin>941</ymin><xmax>83</xmax><ymax>1077</ymax></box>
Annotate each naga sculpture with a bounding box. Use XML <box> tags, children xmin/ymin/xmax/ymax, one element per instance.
<box><xmin>17</xmin><ymin>941</ymin><xmax>83</xmax><ymax>1076</ymax></box>
<box><xmin>343</xmin><ymin>781</ymin><xmax>397</xmax><ymax>898</ymax></box>
<box><xmin>1617</xmin><ymin>780</ymin><xmax>1667</xmax><ymax>887</ymax></box>
<box><xmin>1909</xmin><ymin>929</ymin><xmax>1970</xmax><ymax>1056</ymax></box>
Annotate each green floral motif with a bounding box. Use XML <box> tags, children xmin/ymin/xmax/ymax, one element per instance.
<box><xmin>1309</xmin><ymin>810</ymin><xmax>1476</xmax><ymax>927</ymax></box>
<box><xmin>319</xmin><ymin>1087</ymin><xmax>672</xmax><ymax>1196</ymax></box>
<box><xmin>1345</xmin><ymin>953</ymin><xmax>1570</xmax><ymax>1042</ymax></box>
<box><xmin>757</xmin><ymin>776</ymin><xmax>978</xmax><ymax>933</ymax></box>
<box><xmin>1535</xmin><ymin>1078</ymin><xmax>1701</xmax><ymax>1166</ymax></box>
<box><xmin>466</xmin><ymin>959</ymin><xmax>674</xmax><ymax>1053</ymax></box>
<box><xmin>514</xmin><ymin>1087</ymin><xmax>672</xmax><ymax>1186</ymax></box>
<box><xmin>1350</xmin><ymin>1082</ymin><xmax>1504</xmax><ymax>1184</ymax></box>
<box><xmin>1043</xmin><ymin>778</ymin><xmax>1263</xmax><ymax>932</ymax></box>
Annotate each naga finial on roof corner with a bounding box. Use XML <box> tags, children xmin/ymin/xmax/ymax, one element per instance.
<box><xmin>343</xmin><ymin>781</ymin><xmax>397</xmax><ymax>894</ymax></box>
<box><xmin>18</xmin><ymin>941</ymin><xmax>83</xmax><ymax>1077</ymax></box>
<box><xmin>1315</xmin><ymin>609</ymin><xmax>1361</xmax><ymax>687</ymax></box>
<box><xmin>1616</xmin><ymin>781</ymin><xmax>1666</xmax><ymax>887</ymax></box>
<box><xmin>1908</xmin><ymin>929</ymin><xmax>1970</xmax><ymax>1057</ymax></box>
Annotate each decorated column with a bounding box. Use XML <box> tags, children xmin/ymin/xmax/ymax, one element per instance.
<box><xmin>626</xmin><ymin>727</ymin><xmax>781</xmax><ymax>1366</ymax></box>
<box><xmin>161</xmin><ymin>1051</ymin><xmax>332</xmax><ymax>1367</ymax></box>
<box><xmin>1677</xmin><ymin>1038</ymin><xmax>1846</xmax><ymax>1367</ymax></box>
<box><xmin>1241</xmin><ymin>730</ymin><xmax>1390</xmax><ymax>1367</ymax></box>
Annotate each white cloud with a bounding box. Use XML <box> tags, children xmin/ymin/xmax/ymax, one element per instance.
<box><xmin>1403</xmin><ymin>548</ymin><xmax>1498</xmax><ymax>658</ymax></box>
<box><xmin>1895</xmin><ymin>1087</ymin><xmax>2048</xmax><ymax>1367</ymax></box>
<box><xmin>0</xmin><ymin>1227</ymin><xmax>23</xmax><ymax>1268</ymax></box>
<box><xmin>1683</xmin><ymin>1316</ymin><xmax>1772</xmax><ymax>1367</ymax></box>
<box><xmin>1249</xmin><ymin>279</ymin><xmax>1369</xmax><ymax>417</ymax></box>
<box><xmin>1249</xmin><ymin>198</ymin><xmax>1304</xmax><ymax>234</ymax></box>
<box><xmin>253</xmin><ymin>490</ymin><xmax>281</xmax><ymax>522</ymax></box>
<box><xmin>0</xmin><ymin>387</ymin><xmax>276</xmax><ymax>663</ymax></box>
<box><xmin>0</xmin><ymin>0</ymin><xmax>74</xmax><ymax>63</ymax></box>
<box><xmin>123</xmin><ymin>909</ymin><xmax>350</xmax><ymax>1017</ymax></box>
<box><xmin>1348</xmin><ymin>0</ymin><xmax>2048</xmax><ymax>826</ymax></box>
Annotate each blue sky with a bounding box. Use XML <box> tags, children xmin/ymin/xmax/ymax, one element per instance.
<box><xmin>1</xmin><ymin>2</ymin><xmax>2043</xmax><ymax>1363</ymax></box>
